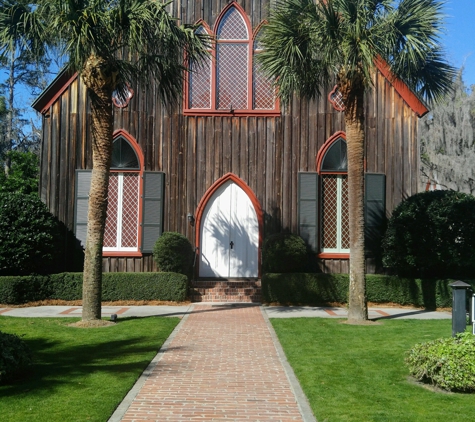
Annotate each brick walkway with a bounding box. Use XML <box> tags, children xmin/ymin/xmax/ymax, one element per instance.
<box><xmin>118</xmin><ymin>305</ymin><xmax>307</xmax><ymax>421</ymax></box>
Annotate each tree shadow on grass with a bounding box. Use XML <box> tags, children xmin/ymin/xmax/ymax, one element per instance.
<box><xmin>0</xmin><ymin>333</ymin><xmax>179</xmax><ymax>398</ymax></box>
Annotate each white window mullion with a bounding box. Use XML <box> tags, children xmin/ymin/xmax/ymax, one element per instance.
<box><xmin>336</xmin><ymin>176</ymin><xmax>342</xmax><ymax>250</ymax></box>
<box><xmin>116</xmin><ymin>173</ymin><xmax>124</xmax><ymax>248</ymax></box>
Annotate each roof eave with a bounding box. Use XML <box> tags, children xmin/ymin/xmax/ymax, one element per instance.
<box><xmin>374</xmin><ymin>57</ymin><xmax>429</xmax><ymax>118</ymax></box>
<box><xmin>32</xmin><ymin>67</ymin><xmax>78</xmax><ymax>114</ymax></box>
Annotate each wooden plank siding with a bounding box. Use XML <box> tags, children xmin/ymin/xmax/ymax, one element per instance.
<box><xmin>38</xmin><ymin>0</ymin><xmax>421</xmax><ymax>274</ymax></box>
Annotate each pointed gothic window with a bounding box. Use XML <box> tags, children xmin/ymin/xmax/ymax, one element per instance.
<box><xmin>104</xmin><ymin>136</ymin><xmax>141</xmax><ymax>252</ymax></box>
<box><xmin>319</xmin><ymin>137</ymin><xmax>349</xmax><ymax>253</ymax></box>
<box><xmin>185</xmin><ymin>3</ymin><xmax>278</xmax><ymax>115</ymax></box>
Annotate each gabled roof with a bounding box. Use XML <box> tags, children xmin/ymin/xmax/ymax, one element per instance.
<box><xmin>32</xmin><ymin>67</ymin><xmax>77</xmax><ymax>114</ymax></box>
<box><xmin>32</xmin><ymin>60</ymin><xmax>429</xmax><ymax>117</ymax></box>
<box><xmin>374</xmin><ymin>57</ymin><xmax>428</xmax><ymax>117</ymax></box>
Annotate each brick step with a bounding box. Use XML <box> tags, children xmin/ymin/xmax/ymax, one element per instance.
<box><xmin>190</xmin><ymin>280</ymin><xmax>261</xmax><ymax>303</ymax></box>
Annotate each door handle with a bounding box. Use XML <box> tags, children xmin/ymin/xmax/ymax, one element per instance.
<box><xmin>230</xmin><ymin>241</ymin><xmax>234</xmax><ymax>249</ymax></box>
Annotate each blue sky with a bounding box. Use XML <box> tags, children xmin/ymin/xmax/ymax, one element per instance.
<box><xmin>442</xmin><ymin>0</ymin><xmax>475</xmax><ymax>87</ymax></box>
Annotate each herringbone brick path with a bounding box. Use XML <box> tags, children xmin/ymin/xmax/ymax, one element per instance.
<box><xmin>120</xmin><ymin>305</ymin><xmax>304</xmax><ymax>421</ymax></box>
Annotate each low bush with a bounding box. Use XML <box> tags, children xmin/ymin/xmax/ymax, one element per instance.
<box><xmin>262</xmin><ymin>273</ymin><xmax>475</xmax><ymax>308</ymax></box>
<box><xmin>405</xmin><ymin>332</ymin><xmax>475</xmax><ymax>392</ymax></box>
<box><xmin>153</xmin><ymin>232</ymin><xmax>194</xmax><ymax>279</ymax></box>
<box><xmin>0</xmin><ymin>331</ymin><xmax>32</xmax><ymax>383</ymax></box>
<box><xmin>262</xmin><ymin>233</ymin><xmax>309</xmax><ymax>273</ymax></box>
<box><xmin>0</xmin><ymin>272</ymin><xmax>188</xmax><ymax>304</ymax></box>
<box><xmin>0</xmin><ymin>192</ymin><xmax>61</xmax><ymax>276</ymax></box>
<box><xmin>382</xmin><ymin>190</ymin><xmax>475</xmax><ymax>278</ymax></box>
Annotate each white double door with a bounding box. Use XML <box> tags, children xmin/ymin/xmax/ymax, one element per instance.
<box><xmin>199</xmin><ymin>181</ymin><xmax>258</xmax><ymax>278</ymax></box>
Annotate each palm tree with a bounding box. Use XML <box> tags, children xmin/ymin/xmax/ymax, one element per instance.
<box><xmin>258</xmin><ymin>0</ymin><xmax>455</xmax><ymax>322</ymax></box>
<box><xmin>0</xmin><ymin>0</ymin><xmax>209</xmax><ymax>323</ymax></box>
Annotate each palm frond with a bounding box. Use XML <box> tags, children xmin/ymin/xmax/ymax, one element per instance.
<box><xmin>257</xmin><ymin>0</ymin><xmax>333</xmax><ymax>104</ymax></box>
<box><xmin>0</xmin><ymin>0</ymin><xmax>47</xmax><ymax>60</ymax></box>
<box><xmin>259</xmin><ymin>0</ymin><xmax>454</xmax><ymax>106</ymax></box>
<box><xmin>34</xmin><ymin>0</ymin><xmax>210</xmax><ymax>105</ymax></box>
<box><xmin>379</xmin><ymin>0</ymin><xmax>455</xmax><ymax>102</ymax></box>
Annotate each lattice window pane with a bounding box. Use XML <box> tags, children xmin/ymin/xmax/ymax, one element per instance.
<box><xmin>253</xmin><ymin>58</ymin><xmax>274</xmax><ymax>109</ymax></box>
<box><xmin>217</xmin><ymin>43</ymin><xmax>248</xmax><ymax>109</ymax></box>
<box><xmin>120</xmin><ymin>173</ymin><xmax>140</xmax><ymax>248</ymax></box>
<box><xmin>321</xmin><ymin>175</ymin><xmax>350</xmax><ymax>251</ymax></box>
<box><xmin>341</xmin><ymin>176</ymin><xmax>350</xmax><ymax>249</ymax></box>
<box><xmin>195</xmin><ymin>26</ymin><xmax>207</xmax><ymax>36</ymax></box>
<box><xmin>321</xmin><ymin>175</ymin><xmax>338</xmax><ymax>249</ymax></box>
<box><xmin>329</xmin><ymin>85</ymin><xmax>345</xmax><ymax>111</ymax></box>
<box><xmin>189</xmin><ymin>57</ymin><xmax>212</xmax><ymax>109</ymax></box>
<box><xmin>104</xmin><ymin>174</ymin><xmax>119</xmax><ymax>248</ymax></box>
<box><xmin>253</xmin><ymin>31</ymin><xmax>264</xmax><ymax>51</ymax></box>
<box><xmin>217</xmin><ymin>7</ymin><xmax>248</xmax><ymax>40</ymax></box>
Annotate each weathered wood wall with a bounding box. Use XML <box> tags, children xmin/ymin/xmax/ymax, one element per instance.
<box><xmin>39</xmin><ymin>0</ymin><xmax>420</xmax><ymax>274</ymax></box>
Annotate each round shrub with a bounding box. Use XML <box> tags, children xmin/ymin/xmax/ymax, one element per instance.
<box><xmin>262</xmin><ymin>233</ymin><xmax>308</xmax><ymax>273</ymax></box>
<box><xmin>405</xmin><ymin>332</ymin><xmax>475</xmax><ymax>392</ymax></box>
<box><xmin>0</xmin><ymin>192</ymin><xmax>61</xmax><ymax>276</ymax></box>
<box><xmin>153</xmin><ymin>232</ymin><xmax>194</xmax><ymax>279</ymax></box>
<box><xmin>382</xmin><ymin>190</ymin><xmax>475</xmax><ymax>278</ymax></box>
<box><xmin>0</xmin><ymin>331</ymin><xmax>32</xmax><ymax>383</ymax></box>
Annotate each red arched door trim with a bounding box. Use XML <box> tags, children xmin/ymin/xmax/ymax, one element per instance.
<box><xmin>195</xmin><ymin>173</ymin><xmax>264</xmax><ymax>277</ymax></box>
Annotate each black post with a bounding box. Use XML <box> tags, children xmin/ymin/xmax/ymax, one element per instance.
<box><xmin>449</xmin><ymin>281</ymin><xmax>471</xmax><ymax>337</ymax></box>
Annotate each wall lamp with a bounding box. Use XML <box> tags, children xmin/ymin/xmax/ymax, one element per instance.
<box><xmin>187</xmin><ymin>213</ymin><xmax>195</xmax><ymax>226</ymax></box>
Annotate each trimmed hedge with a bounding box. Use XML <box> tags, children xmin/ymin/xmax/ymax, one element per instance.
<box><xmin>262</xmin><ymin>233</ymin><xmax>309</xmax><ymax>273</ymax></box>
<box><xmin>0</xmin><ymin>272</ymin><xmax>188</xmax><ymax>304</ymax></box>
<box><xmin>262</xmin><ymin>273</ymin><xmax>475</xmax><ymax>309</ymax></box>
<box><xmin>153</xmin><ymin>232</ymin><xmax>194</xmax><ymax>279</ymax></box>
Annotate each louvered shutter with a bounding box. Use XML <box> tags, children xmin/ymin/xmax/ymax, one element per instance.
<box><xmin>74</xmin><ymin>170</ymin><xmax>92</xmax><ymax>248</ymax></box>
<box><xmin>141</xmin><ymin>172</ymin><xmax>165</xmax><ymax>253</ymax></box>
<box><xmin>298</xmin><ymin>172</ymin><xmax>319</xmax><ymax>252</ymax></box>
<box><xmin>364</xmin><ymin>173</ymin><xmax>386</xmax><ymax>255</ymax></box>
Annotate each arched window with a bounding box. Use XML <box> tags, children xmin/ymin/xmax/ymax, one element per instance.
<box><xmin>74</xmin><ymin>132</ymin><xmax>165</xmax><ymax>256</ymax></box>
<box><xmin>103</xmin><ymin>136</ymin><xmax>141</xmax><ymax>252</ymax></box>
<box><xmin>188</xmin><ymin>25</ymin><xmax>212</xmax><ymax>109</ymax></box>
<box><xmin>299</xmin><ymin>133</ymin><xmax>386</xmax><ymax>258</ymax></box>
<box><xmin>319</xmin><ymin>137</ymin><xmax>350</xmax><ymax>253</ymax></box>
<box><xmin>185</xmin><ymin>3</ymin><xmax>278</xmax><ymax>115</ymax></box>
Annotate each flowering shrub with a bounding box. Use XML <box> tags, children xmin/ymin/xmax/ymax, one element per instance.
<box><xmin>406</xmin><ymin>332</ymin><xmax>475</xmax><ymax>392</ymax></box>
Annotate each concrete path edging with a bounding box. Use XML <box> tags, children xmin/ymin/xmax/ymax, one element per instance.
<box><xmin>107</xmin><ymin>307</ymin><xmax>193</xmax><ymax>422</ymax></box>
<box><xmin>260</xmin><ymin>307</ymin><xmax>318</xmax><ymax>422</ymax></box>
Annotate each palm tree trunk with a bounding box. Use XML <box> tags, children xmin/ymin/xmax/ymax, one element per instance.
<box><xmin>343</xmin><ymin>82</ymin><xmax>368</xmax><ymax>322</ymax></box>
<box><xmin>81</xmin><ymin>59</ymin><xmax>114</xmax><ymax>321</ymax></box>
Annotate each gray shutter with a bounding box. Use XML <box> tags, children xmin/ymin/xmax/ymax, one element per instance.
<box><xmin>364</xmin><ymin>173</ymin><xmax>386</xmax><ymax>255</ymax></box>
<box><xmin>298</xmin><ymin>172</ymin><xmax>319</xmax><ymax>252</ymax></box>
<box><xmin>141</xmin><ymin>172</ymin><xmax>165</xmax><ymax>253</ymax></box>
<box><xmin>74</xmin><ymin>170</ymin><xmax>92</xmax><ymax>248</ymax></box>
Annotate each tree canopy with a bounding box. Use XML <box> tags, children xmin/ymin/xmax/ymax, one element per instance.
<box><xmin>258</xmin><ymin>0</ymin><xmax>455</xmax><ymax>321</ymax></box>
<box><xmin>0</xmin><ymin>0</ymin><xmax>209</xmax><ymax>322</ymax></box>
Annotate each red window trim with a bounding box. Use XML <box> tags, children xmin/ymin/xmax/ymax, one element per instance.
<box><xmin>318</xmin><ymin>253</ymin><xmax>350</xmax><ymax>259</ymax></box>
<box><xmin>102</xmin><ymin>130</ymin><xmax>145</xmax><ymax>257</ymax></box>
<box><xmin>103</xmin><ymin>251</ymin><xmax>143</xmax><ymax>258</ymax></box>
<box><xmin>316</xmin><ymin>132</ymin><xmax>351</xmax><ymax>256</ymax></box>
<box><xmin>184</xmin><ymin>2</ymin><xmax>279</xmax><ymax>116</ymax></box>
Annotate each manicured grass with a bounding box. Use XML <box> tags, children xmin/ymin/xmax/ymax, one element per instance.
<box><xmin>0</xmin><ymin>316</ymin><xmax>179</xmax><ymax>422</ymax></box>
<box><xmin>272</xmin><ymin>318</ymin><xmax>475</xmax><ymax>422</ymax></box>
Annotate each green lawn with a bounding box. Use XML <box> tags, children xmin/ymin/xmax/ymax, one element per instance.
<box><xmin>272</xmin><ymin>318</ymin><xmax>475</xmax><ymax>422</ymax></box>
<box><xmin>0</xmin><ymin>316</ymin><xmax>179</xmax><ymax>422</ymax></box>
